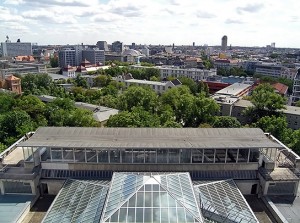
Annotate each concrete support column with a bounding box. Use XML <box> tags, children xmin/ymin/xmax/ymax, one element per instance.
<box><xmin>0</xmin><ymin>181</ymin><xmax>5</xmax><ymax>195</ymax></box>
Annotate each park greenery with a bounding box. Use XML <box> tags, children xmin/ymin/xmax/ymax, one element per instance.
<box><xmin>0</xmin><ymin>71</ymin><xmax>300</xmax><ymax>155</ymax></box>
<box><xmin>0</xmin><ymin>93</ymin><xmax>99</xmax><ymax>151</ymax></box>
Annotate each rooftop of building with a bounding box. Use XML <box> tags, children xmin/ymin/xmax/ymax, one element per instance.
<box><xmin>212</xmin><ymin>94</ymin><xmax>240</xmax><ymax>105</ymax></box>
<box><xmin>124</xmin><ymin>78</ymin><xmax>174</xmax><ymax>86</ymax></box>
<box><xmin>268</xmin><ymin>184</ymin><xmax>300</xmax><ymax>222</ymax></box>
<box><xmin>271</xmin><ymin>82</ymin><xmax>288</xmax><ymax>95</ymax></box>
<box><xmin>4</xmin><ymin>74</ymin><xmax>20</xmax><ymax>81</ymax></box>
<box><xmin>18</xmin><ymin>127</ymin><xmax>283</xmax><ymax>149</ymax></box>
<box><xmin>215</xmin><ymin>83</ymin><xmax>252</xmax><ymax>96</ymax></box>
<box><xmin>37</xmin><ymin>96</ymin><xmax>119</xmax><ymax>123</ymax></box>
<box><xmin>234</xmin><ymin>99</ymin><xmax>300</xmax><ymax>116</ymax></box>
<box><xmin>0</xmin><ymin>194</ymin><xmax>34</xmax><ymax>223</ymax></box>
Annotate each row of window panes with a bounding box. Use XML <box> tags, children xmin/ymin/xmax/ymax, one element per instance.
<box><xmin>106</xmin><ymin>207</ymin><xmax>197</xmax><ymax>223</ymax></box>
<box><xmin>41</xmin><ymin>148</ymin><xmax>260</xmax><ymax>163</ymax></box>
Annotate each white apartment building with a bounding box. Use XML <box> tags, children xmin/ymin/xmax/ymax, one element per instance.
<box><xmin>255</xmin><ymin>63</ymin><xmax>297</xmax><ymax>80</ymax></box>
<box><xmin>116</xmin><ymin>74</ymin><xmax>182</xmax><ymax>94</ymax></box>
<box><xmin>131</xmin><ymin>65</ymin><xmax>217</xmax><ymax>81</ymax></box>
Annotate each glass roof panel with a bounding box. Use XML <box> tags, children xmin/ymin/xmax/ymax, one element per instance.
<box><xmin>105</xmin><ymin>184</ymin><xmax>201</xmax><ymax>223</ymax></box>
<box><xmin>155</xmin><ymin>173</ymin><xmax>203</xmax><ymax>222</ymax></box>
<box><xmin>102</xmin><ymin>172</ymin><xmax>150</xmax><ymax>221</ymax></box>
<box><xmin>195</xmin><ymin>180</ymin><xmax>259</xmax><ymax>223</ymax></box>
<box><xmin>43</xmin><ymin>179</ymin><xmax>108</xmax><ymax>223</ymax></box>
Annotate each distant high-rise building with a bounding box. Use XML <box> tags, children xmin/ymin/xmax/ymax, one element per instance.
<box><xmin>58</xmin><ymin>45</ymin><xmax>82</xmax><ymax>67</ymax></box>
<box><xmin>193</xmin><ymin>42</ymin><xmax>195</xmax><ymax>47</ymax></box>
<box><xmin>96</xmin><ymin>41</ymin><xmax>109</xmax><ymax>51</ymax></box>
<box><xmin>82</xmin><ymin>49</ymin><xmax>105</xmax><ymax>65</ymax></box>
<box><xmin>1</xmin><ymin>41</ymin><xmax>32</xmax><ymax>57</ymax></box>
<box><xmin>271</xmin><ymin>42</ymin><xmax>276</xmax><ymax>48</ymax></box>
<box><xmin>58</xmin><ymin>48</ymin><xmax>76</xmax><ymax>67</ymax></box>
<box><xmin>221</xmin><ymin>35</ymin><xmax>228</xmax><ymax>51</ymax></box>
<box><xmin>74</xmin><ymin>45</ymin><xmax>83</xmax><ymax>66</ymax></box>
<box><xmin>131</xmin><ymin>43</ymin><xmax>136</xmax><ymax>49</ymax></box>
<box><xmin>112</xmin><ymin>41</ymin><xmax>124</xmax><ymax>53</ymax></box>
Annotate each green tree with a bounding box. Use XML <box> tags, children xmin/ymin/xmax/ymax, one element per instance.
<box><xmin>99</xmin><ymin>95</ymin><xmax>119</xmax><ymax>108</ymax></box>
<box><xmin>15</xmin><ymin>95</ymin><xmax>45</xmax><ymax>118</ymax></box>
<box><xmin>0</xmin><ymin>110</ymin><xmax>35</xmax><ymax>141</ymax></box>
<box><xmin>50</xmin><ymin>56</ymin><xmax>58</xmax><ymax>68</ymax></box>
<box><xmin>94</xmin><ymin>75</ymin><xmax>111</xmax><ymax>87</ymax></box>
<box><xmin>253</xmin><ymin>116</ymin><xmax>288</xmax><ymax>142</ymax></box>
<box><xmin>289</xmin><ymin>130</ymin><xmax>300</xmax><ymax>154</ymax></box>
<box><xmin>295</xmin><ymin>101</ymin><xmax>300</xmax><ymax>107</ymax></box>
<box><xmin>67</xmin><ymin>108</ymin><xmax>99</xmax><ymax>127</ymax></box>
<box><xmin>107</xmin><ymin>107</ymin><xmax>160</xmax><ymax>127</ymax></box>
<box><xmin>202</xmin><ymin>59</ymin><xmax>214</xmax><ymax>69</ymax></box>
<box><xmin>144</xmin><ymin>68</ymin><xmax>160</xmax><ymax>80</ymax></box>
<box><xmin>118</xmin><ymin>86</ymin><xmax>158</xmax><ymax>112</ymax></box>
<box><xmin>0</xmin><ymin>93</ymin><xmax>15</xmax><ymax>113</ymax></box>
<box><xmin>212</xmin><ymin>116</ymin><xmax>242</xmax><ymax>128</ymax></box>
<box><xmin>251</xmin><ymin>83</ymin><xmax>286</xmax><ymax>112</ymax></box>
<box><xmin>189</xmin><ymin>94</ymin><xmax>220</xmax><ymax>127</ymax></box>
<box><xmin>0</xmin><ymin>142</ymin><xmax>6</xmax><ymax>153</ymax></box>
<box><xmin>178</xmin><ymin>77</ymin><xmax>198</xmax><ymax>95</ymax></box>
<box><xmin>198</xmin><ymin>81</ymin><xmax>209</xmax><ymax>97</ymax></box>
<box><xmin>160</xmin><ymin>86</ymin><xmax>219</xmax><ymax>127</ymax></box>
<box><xmin>101</xmin><ymin>85</ymin><xmax>118</xmax><ymax>97</ymax></box>
<box><xmin>45</xmin><ymin>98</ymin><xmax>75</xmax><ymax>126</ymax></box>
<box><xmin>74</xmin><ymin>75</ymin><xmax>88</xmax><ymax>88</ymax></box>
<box><xmin>150</xmin><ymin>76</ymin><xmax>159</xmax><ymax>81</ymax></box>
<box><xmin>160</xmin><ymin>86</ymin><xmax>193</xmax><ymax>124</ymax></box>
<box><xmin>199</xmin><ymin>123</ymin><xmax>213</xmax><ymax>128</ymax></box>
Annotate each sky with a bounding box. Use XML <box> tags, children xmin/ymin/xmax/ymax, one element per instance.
<box><xmin>0</xmin><ymin>0</ymin><xmax>300</xmax><ymax>48</ymax></box>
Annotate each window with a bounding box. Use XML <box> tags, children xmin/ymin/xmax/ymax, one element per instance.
<box><xmin>86</xmin><ymin>149</ymin><xmax>97</xmax><ymax>162</ymax></box>
<box><xmin>192</xmin><ymin>149</ymin><xmax>203</xmax><ymax>163</ymax></box>
<box><xmin>226</xmin><ymin>149</ymin><xmax>238</xmax><ymax>163</ymax></box>
<box><xmin>133</xmin><ymin>149</ymin><xmax>145</xmax><ymax>163</ymax></box>
<box><xmin>215</xmin><ymin>149</ymin><xmax>226</xmax><ymax>163</ymax></box>
<box><xmin>63</xmin><ymin>148</ymin><xmax>74</xmax><ymax>161</ymax></box>
<box><xmin>203</xmin><ymin>149</ymin><xmax>215</xmax><ymax>163</ymax></box>
<box><xmin>51</xmin><ymin>148</ymin><xmax>62</xmax><ymax>160</ymax></box>
<box><xmin>121</xmin><ymin>149</ymin><xmax>133</xmax><ymax>163</ymax></box>
<box><xmin>110</xmin><ymin>149</ymin><xmax>120</xmax><ymax>163</ymax></box>
<box><xmin>74</xmin><ymin>149</ymin><xmax>85</xmax><ymax>162</ymax></box>
<box><xmin>157</xmin><ymin>149</ymin><xmax>168</xmax><ymax>163</ymax></box>
<box><xmin>238</xmin><ymin>149</ymin><xmax>249</xmax><ymax>162</ymax></box>
<box><xmin>98</xmin><ymin>150</ymin><xmax>109</xmax><ymax>163</ymax></box>
<box><xmin>168</xmin><ymin>149</ymin><xmax>179</xmax><ymax>163</ymax></box>
<box><xmin>180</xmin><ymin>149</ymin><xmax>191</xmax><ymax>163</ymax></box>
<box><xmin>145</xmin><ymin>149</ymin><xmax>156</xmax><ymax>163</ymax></box>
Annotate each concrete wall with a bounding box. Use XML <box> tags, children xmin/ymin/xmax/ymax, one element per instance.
<box><xmin>235</xmin><ymin>180</ymin><xmax>259</xmax><ymax>195</ymax></box>
<box><xmin>42</xmin><ymin>180</ymin><xmax>65</xmax><ymax>195</ymax></box>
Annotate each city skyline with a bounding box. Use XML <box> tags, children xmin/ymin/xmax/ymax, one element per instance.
<box><xmin>0</xmin><ymin>0</ymin><xmax>299</xmax><ymax>48</ymax></box>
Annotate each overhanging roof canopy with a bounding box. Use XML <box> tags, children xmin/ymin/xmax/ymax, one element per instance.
<box><xmin>18</xmin><ymin>127</ymin><xmax>283</xmax><ymax>149</ymax></box>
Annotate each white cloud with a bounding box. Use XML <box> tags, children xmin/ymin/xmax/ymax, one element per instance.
<box><xmin>0</xmin><ymin>0</ymin><xmax>299</xmax><ymax>47</ymax></box>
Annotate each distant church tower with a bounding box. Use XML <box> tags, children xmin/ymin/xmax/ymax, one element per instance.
<box><xmin>221</xmin><ymin>35</ymin><xmax>228</xmax><ymax>51</ymax></box>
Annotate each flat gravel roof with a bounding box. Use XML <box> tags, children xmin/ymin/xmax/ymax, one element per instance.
<box><xmin>18</xmin><ymin>127</ymin><xmax>283</xmax><ymax>149</ymax></box>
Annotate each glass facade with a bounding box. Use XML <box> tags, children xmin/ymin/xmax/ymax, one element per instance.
<box><xmin>38</xmin><ymin>147</ymin><xmax>261</xmax><ymax>164</ymax></box>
